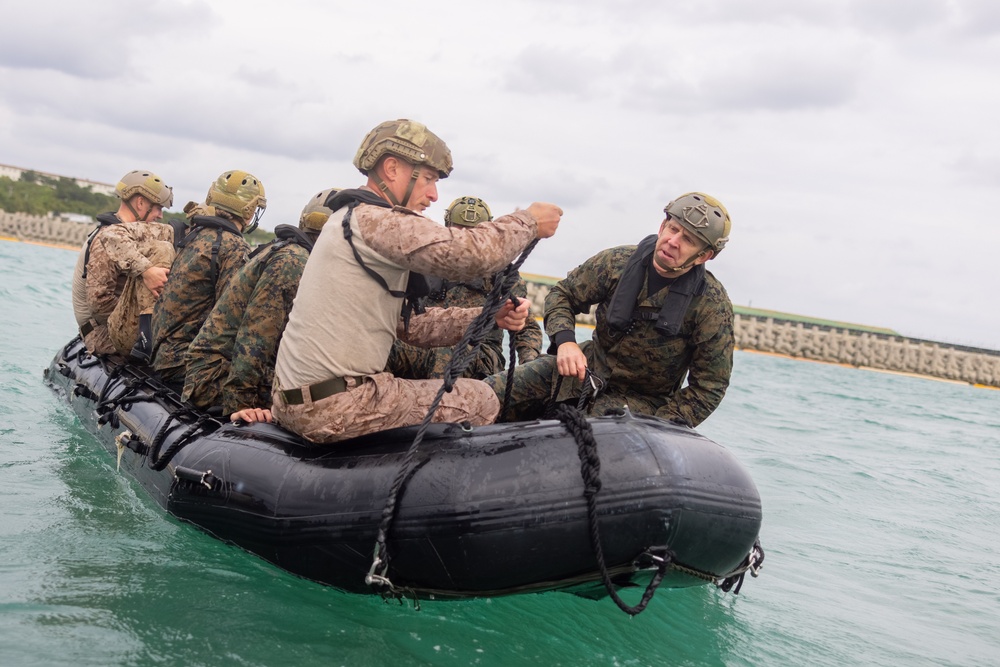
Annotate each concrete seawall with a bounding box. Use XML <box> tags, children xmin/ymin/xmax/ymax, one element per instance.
<box><xmin>0</xmin><ymin>210</ymin><xmax>95</xmax><ymax>248</ymax></box>
<box><xmin>732</xmin><ymin>314</ymin><xmax>1000</xmax><ymax>387</ymax></box>
<box><xmin>6</xmin><ymin>211</ymin><xmax>998</xmax><ymax>388</ymax></box>
<box><xmin>523</xmin><ymin>274</ymin><xmax>1000</xmax><ymax>389</ymax></box>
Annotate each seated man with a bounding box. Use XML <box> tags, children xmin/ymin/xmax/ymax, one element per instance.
<box><xmin>182</xmin><ymin>188</ymin><xmax>338</xmax><ymax>423</ymax></box>
<box><xmin>71</xmin><ymin>170</ymin><xmax>174</xmax><ymax>358</ymax></box>
<box><xmin>486</xmin><ymin>192</ymin><xmax>735</xmax><ymax>428</ymax></box>
<box><xmin>151</xmin><ymin>170</ymin><xmax>265</xmax><ymax>386</ymax></box>
<box><xmin>271</xmin><ymin>119</ymin><xmax>562</xmax><ymax>444</ymax></box>
<box><xmin>386</xmin><ymin>195</ymin><xmax>542</xmax><ymax>380</ymax></box>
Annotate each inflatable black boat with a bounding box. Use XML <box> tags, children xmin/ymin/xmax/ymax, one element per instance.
<box><xmin>44</xmin><ymin>337</ymin><xmax>763</xmax><ymax>609</ymax></box>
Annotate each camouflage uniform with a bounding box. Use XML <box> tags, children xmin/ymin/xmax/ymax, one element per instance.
<box><xmin>107</xmin><ymin>239</ymin><xmax>174</xmax><ymax>356</ymax></box>
<box><xmin>151</xmin><ymin>215</ymin><xmax>249</xmax><ymax>384</ymax></box>
<box><xmin>385</xmin><ymin>275</ymin><xmax>541</xmax><ymax>380</ymax></box>
<box><xmin>72</xmin><ymin>212</ymin><xmax>174</xmax><ymax>355</ymax></box>
<box><xmin>272</xmin><ymin>190</ymin><xmax>538</xmax><ymax>444</ymax></box>
<box><xmin>486</xmin><ymin>242</ymin><xmax>734</xmax><ymax>427</ymax></box>
<box><xmin>182</xmin><ymin>225</ymin><xmax>311</xmax><ymax>415</ymax></box>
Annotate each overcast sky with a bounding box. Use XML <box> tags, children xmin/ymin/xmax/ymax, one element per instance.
<box><xmin>2</xmin><ymin>0</ymin><xmax>998</xmax><ymax>348</ymax></box>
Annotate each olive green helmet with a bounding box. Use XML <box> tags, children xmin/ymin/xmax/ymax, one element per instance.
<box><xmin>664</xmin><ymin>192</ymin><xmax>731</xmax><ymax>255</ymax></box>
<box><xmin>115</xmin><ymin>170</ymin><xmax>173</xmax><ymax>208</ymax></box>
<box><xmin>299</xmin><ymin>188</ymin><xmax>340</xmax><ymax>232</ymax></box>
<box><xmin>205</xmin><ymin>170</ymin><xmax>267</xmax><ymax>232</ymax></box>
<box><xmin>353</xmin><ymin>119</ymin><xmax>453</xmax><ymax>179</ymax></box>
<box><xmin>444</xmin><ymin>196</ymin><xmax>492</xmax><ymax>227</ymax></box>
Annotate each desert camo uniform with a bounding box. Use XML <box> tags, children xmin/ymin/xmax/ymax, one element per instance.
<box><xmin>386</xmin><ymin>274</ymin><xmax>542</xmax><ymax>380</ymax></box>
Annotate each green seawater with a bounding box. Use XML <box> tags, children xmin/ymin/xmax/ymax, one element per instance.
<box><xmin>1</xmin><ymin>241</ymin><xmax>998</xmax><ymax>667</ymax></box>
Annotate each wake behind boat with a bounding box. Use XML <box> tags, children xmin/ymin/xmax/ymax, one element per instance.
<box><xmin>44</xmin><ymin>336</ymin><xmax>763</xmax><ymax>610</ymax></box>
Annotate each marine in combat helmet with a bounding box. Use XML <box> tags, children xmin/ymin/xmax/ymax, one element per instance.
<box><xmin>271</xmin><ymin>119</ymin><xmax>564</xmax><ymax>444</ymax></box>
<box><xmin>487</xmin><ymin>192</ymin><xmax>735</xmax><ymax>427</ymax></box>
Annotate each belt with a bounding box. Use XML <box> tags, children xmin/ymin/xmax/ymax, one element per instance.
<box><xmin>80</xmin><ymin>320</ymin><xmax>95</xmax><ymax>338</ymax></box>
<box><xmin>279</xmin><ymin>376</ymin><xmax>359</xmax><ymax>405</ymax></box>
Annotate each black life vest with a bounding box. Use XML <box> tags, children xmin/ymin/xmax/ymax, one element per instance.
<box><xmin>248</xmin><ymin>224</ymin><xmax>315</xmax><ymax>267</ymax></box>
<box><xmin>168</xmin><ymin>218</ymin><xmax>189</xmax><ymax>250</ymax></box>
<box><xmin>606</xmin><ymin>234</ymin><xmax>707</xmax><ymax>337</ymax></box>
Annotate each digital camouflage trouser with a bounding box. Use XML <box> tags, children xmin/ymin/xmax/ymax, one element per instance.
<box><xmin>272</xmin><ymin>372</ymin><xmax>500</xmax><ymax>444</ymax></box>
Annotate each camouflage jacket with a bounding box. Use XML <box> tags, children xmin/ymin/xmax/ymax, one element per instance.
<box><xmin>183</xmin><ymin>226</ymin><xmax>311</xmax><ymax>414</ymax></box>
<box><xmin>74</xmin><ymin>213</ymin><xmax>173</xmax><ymax>354</ymax></box>
<box><xmin>426</xmin><ymin>274</ymin><xmax>542</xmax><ymax>364</ymax></box>
<box><xmin>151</xmin><ymin>215</ymin><xmax>249</xmax><ymax>378</ymax></box>
<box><xmin>545</xmin><ymin>243</ymin><xmax>734</xmax><ymax>426</ymax></box>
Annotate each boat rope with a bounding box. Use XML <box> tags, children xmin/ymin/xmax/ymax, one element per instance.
<box><xmin>145</xmin><ymin>407</ymin><xmax>215</xmax><ymax>471</ymax></box>
<box><xmin>500</xmin><ymin>330</ymin><xmax>519</xmax><ymax>421</ymax></box>
<box><xmin>547</xmin><ymin>387</ymin><xmax>765</xmax><ymax>599</ymax></box>
<box><xmin>553</xmin><ymin>403</ymin><xmax>671</xmax><ymax>616</ymax></box>
<box><xmin>716</xmin><ymin>539</ymin><xmax>765</xmax><ymax>594</ymax></box>
<box><xmin>660</xmin><ymin>538</ymin><xmax>764</xmax><ymax>593</ymax></box>
<box><xmin>88</xmin><ymin>362</ymin><xmax>218</xmax><ymax>471</ymax></box>
<box><xmin>366</xmin><ymin>239</ymin><xmax>540</xmax><ymax>597</ymax></box>
<box><xmin>545</xmin><ymin>369</ymin><xmax>606</xmax><ymax>418</ymax></box>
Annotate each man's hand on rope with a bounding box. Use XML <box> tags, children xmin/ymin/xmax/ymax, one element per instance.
<box><xmin>557</xmin><ymin>341</ymin><xmax>589</xmax><ymax>381</ymax></box>
<box><xmin>495</xmin><ymin>298</ymin><xmax>530</xmax><ymax>332</ymax></box>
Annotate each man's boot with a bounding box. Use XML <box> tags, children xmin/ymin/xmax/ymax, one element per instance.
<box><xmin>130</xmin><ymin>313</ymin><xmax>153</xmax><ymax>364</ymax></box>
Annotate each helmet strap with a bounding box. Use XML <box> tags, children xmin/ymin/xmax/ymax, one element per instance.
<box><xmin>123</xmin><ymin>196</ymin><xmax>149</xmax><ymax>222</ymax></box>
<box><xmin>372</xmin><ymin>172</ymin><xmax>402</xmax><ymax>207</ymax></box>
<box><xmin>400</xmin><ymin>166</ymin><xmax>420</xmax><ymax>210</ymax></box>
<box><xmin>661</xmin><ymin>248</ymin><xmax>708</xmax><ymax>274</ymax></box>
<box><xmin>244</xmin><ymin>208</ymin><xmax>262</xmax><ymax>235</ymax></box>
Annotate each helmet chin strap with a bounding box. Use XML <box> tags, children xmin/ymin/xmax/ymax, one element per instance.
<box><xmin>400</xmin><ymin>166</ymin><xmax>420</xmax><ymax>209</ymax></box>
<box><xmin>123</xmin><ymin>196</ymin><xmax>150</xmax><ymax>222</ymax></box>
<box><xmin>372</xmin><ymin>173</ymin><xmax>402</xmax><ymax>206</ymax></box>
<box><xmin>660</xmin><ymin>249</ymin><xmax>707</xmax><ymax>274</ymax></box>
<box><xmin>372</xmin><ymin>162</ymin><xmax>420</xmax><ymax>208</ymax></box>
<box><xmin>242</xmin><ymin>207</ymin><xmax>263</xmax><ymax>235</ymax></box>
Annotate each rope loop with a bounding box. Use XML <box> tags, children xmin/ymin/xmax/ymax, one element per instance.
<box><xmin>366</xmin><ymin>239</ymin><xmax>540</xmax><ymax>593</ymax></box>
<box><xmin>553</xmin><ymin>403</ymin><xmax>668</xmax><ymax>616</ymax></box>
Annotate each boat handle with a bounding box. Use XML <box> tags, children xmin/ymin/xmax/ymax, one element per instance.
<box><xmin>173</xmin><ymin>466</ymin><xmax>219</xmax><ymax>490</ymax></box>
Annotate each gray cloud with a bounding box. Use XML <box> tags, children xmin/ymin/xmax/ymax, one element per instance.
<box><xmin>501</xmin><ymin>46</ymin><xmax>604</xmax><ymax>98</ymax></box>
<box><xmin>0</xmin><ymin>1</ymin><xmax>211</xmax><ymax>79</ymax></box>
<box><xmin>847</xmin><ymin>0</ymin><xmax>951</xmax><ymax>34</ymax></box>
<box><xmin>951</xmin><ymin>152</ymin><xmax>1000</xmax><ymax>187</ymax></box>
<box><xmin>624</xmin><ymin>45</ymin><xmax>863</xmax><ymax>114</ymax></box>
<box><xmin>955</xmin><ymin>0</ymin><xmax>1000</xmax><ymax>35</ymax></box>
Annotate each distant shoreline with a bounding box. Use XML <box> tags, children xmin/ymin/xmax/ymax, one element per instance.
<box><xmin>0</xmin><ymin>235</ymin><xmax>78</xmax><ymax>252</ymax></box>
<box><xmin>735</xmin><ymin>347</ymin><xmax>997</xmax><ymax>390</ymax></box>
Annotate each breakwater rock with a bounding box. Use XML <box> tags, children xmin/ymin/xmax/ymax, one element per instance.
<box><xmin>0</xmin><ymin>210</ymin><xmax>95</xmax><ymax>248</ymax></box>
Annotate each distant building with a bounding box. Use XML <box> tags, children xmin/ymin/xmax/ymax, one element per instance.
<box><xmin>0</xmin><ymin>162</ymin><xmax>116</xmax><ymax>197</ymax></box>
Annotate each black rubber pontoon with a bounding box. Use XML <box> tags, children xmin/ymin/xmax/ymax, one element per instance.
<box><xmin>45</xmin><ymin>337</ymin><xmax>763</xmax><ymax>602</ymax></box>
